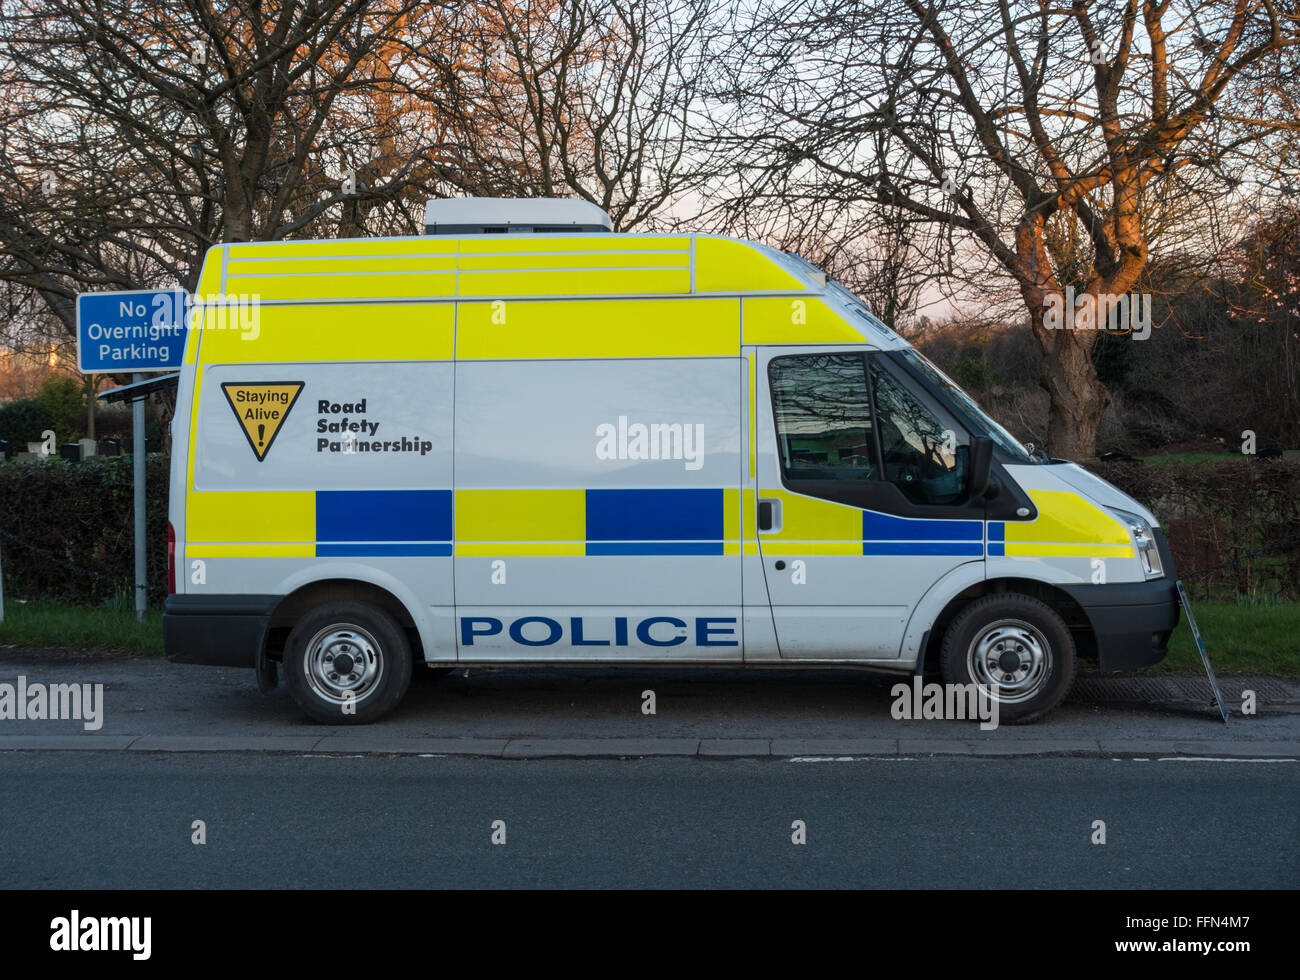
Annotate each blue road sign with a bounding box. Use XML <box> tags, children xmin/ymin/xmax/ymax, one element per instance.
<box><xmin>77</xmin><ymin>289</ymin><xmax>189</xmax><ymax>373</ymax></box>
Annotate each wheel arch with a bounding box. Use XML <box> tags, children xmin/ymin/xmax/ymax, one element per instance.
<box><xmin>915</xmin><ymin>576</ymin><xmax>1095</xmax><ymax>677</ymax></box>
<box><xmin>263</xmin><ymin>578</ymin><xmax>424</xmax><ymax>668</ymax></box>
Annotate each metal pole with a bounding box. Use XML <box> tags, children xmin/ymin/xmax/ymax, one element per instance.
<box><xmin>133</xmin><ymin>372</ymin><xmax>146</xmax><ymax>622</ymax></box>
<box><xmin>0</xmin><ymin>532</ymin><xmax>5</xmax><ymax>624</ymax></box>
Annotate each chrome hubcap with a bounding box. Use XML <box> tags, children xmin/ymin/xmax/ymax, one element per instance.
<box><xmin>967</xmin><ymin>619</ymin><xmax>1050</xmax><ymax>705</ymax></box>
<box><xmin>303</xmin><ymin>624</ymin><xmax>383</xmax><ymax>706</ymax></box>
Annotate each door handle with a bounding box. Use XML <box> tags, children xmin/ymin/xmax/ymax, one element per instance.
<box><xmin>757</xmin><ymin>497</ymin><xmax>781</xmax><ymax>533</ymax></box>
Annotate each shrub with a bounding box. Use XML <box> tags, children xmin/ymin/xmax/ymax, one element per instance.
<box><xmin>0</xmin><ymin>454</ymin><xmax>169</xmax><ymax>603</ymax></box>
<box><xmin>0</xmin><ymin>399</ymin><xmax>53</xmax><ymax>449</ymax></box>
<box><xmin>36</xmin><ymin>374</ymin><xmax>86</xmax><ymax>443</ymax></box>
<box><xmin>1092</xmin><ymin>458</ymin><xmax>1300</xmax><ymax>601</ymax></box>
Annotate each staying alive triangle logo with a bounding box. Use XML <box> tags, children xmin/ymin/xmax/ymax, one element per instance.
<box><xmin>221</xmin><ymin>381</ymin><xmax>304</xmax><ymax>461</ymax></box>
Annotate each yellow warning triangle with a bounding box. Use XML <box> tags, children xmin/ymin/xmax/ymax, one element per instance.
<box><xmin>221</xmin><ymin>381</ymin><xmax>304</xmax><ymax>461</ymax></box>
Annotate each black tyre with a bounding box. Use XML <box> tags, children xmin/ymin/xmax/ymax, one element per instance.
<box><xmin>939</xmin><ymin>594</ymin><xmax>1076</xmax><ymax>724</ymax></box>
<box><xmin>283</xmin><ymin>600</ymin><xmax>412</xmax><ymax>725</ymax></box>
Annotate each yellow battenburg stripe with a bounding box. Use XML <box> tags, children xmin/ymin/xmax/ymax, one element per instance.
<box><xmin>228</xmin><ymin>240</ymin><xmax>456</xmax><ymax>259</ymax></box>
<box><xmin>742</xmin><ymin>296</ymin><xmax>866</xmax><ymax>345</ymax></box>
<box><xmin>195</xmin><ymin>246</ymin><xmax>224</xmax><ymax>294</ymax></box>
<box><xmin>1003</xmin><ymin>490</ymin><xmax>1131</xmax><ymax>544</ymax></box>
<box><xmin>186</xmin><ymin>543</ymin><xmax>315</xmax><ymax>558</ymax></box>
<box><xmin>186</xmin><ymin>366</ymin><xmax>203</xmax><ymax>491</ymax></box>
<box><xmin>198</xmin><ymin>303</ymin><xmax>454</xmax><ymax>363</ymax></box>
<box><xmin>695</xmin><ymin>238</ymin><xmax>806</xmax><ymax>293</ymax></box>
<box><xmin>455</xmin><ymin>489</ymin><xmax>586</xmax><ymax>545</ymax></box>
<box><xmin>186</xmin><ymin>491</ymin><xmax>315</xmax><ymax>544</ymax></box>
<box><xmin>1004</xmin><ymin>543</ymin><xmax>1134</xmax><ymax>558</ymax></box>
<box><xmin>224</xmin><ymin>273</ymin><xmax>455</xmax><ymax>300</ymax></box>
<box><xmin>458</xmin><ymin>268</ymin><xmax>689</xmax><ymax>297</ymax></box>
<box><xmin>458</xmin><ymin>236</ymin><xmax>687</xmax><ymax>254</ymax></box>
<box><xmin>183</xmin><ymin>307</ymin><xmax>202</xmax><ymax>364</ymax></box>
<box><xmin>762</xmin><ymin>540</ymin><xmax>863</xmax><ymax>556</ymax></box>
<box><xmin>722</xmin><ymin>487</ymin><xmax>740</xmax><ymax>555</ymax></box>
<box><xmin>458</xmin><ymin>251</ymin><xmax>689</xmax><ymax>271</ymax></box>
<box><xmin>747</xmin><ymin>352</ymin><xmax>757</xmax><ymax>477</ymax></box>
<box><xmin>455</xmin><ymin>541</ymin><xmax>585</xmax><ymax>556</ymax></box>
<box><xmin>226</xmin><ymin>256</ymin><xmax>456</xmax><ymax>275</ymax></box>
<box><xmin>762</xmin><ymin>489</ymin><xmax>862</xmax><ymax>542</ymax></box>
<box><xmin>456</xmin><ymin>299</ymin><xmax>738</xmax><ymax>359</ymax></box>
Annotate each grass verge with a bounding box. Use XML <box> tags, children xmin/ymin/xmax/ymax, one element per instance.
<box><xmin>1150</xmin><ymin>599</ymin><xmax>1300</xmax><ymax>679</ymax></box>
<box><xmin>0</xmin><ymin>601</ymin><xmax>164</xmax><ymax>656</ymax></box>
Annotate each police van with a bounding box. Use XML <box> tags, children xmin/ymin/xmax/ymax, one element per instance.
<box><xmin>162</xmin><ymin>197</ymin><xmax>1179</xmax><ymax>724</ymax></box>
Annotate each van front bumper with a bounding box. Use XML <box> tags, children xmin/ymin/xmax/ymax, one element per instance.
<box><xmin>163</xmin><ymin>594</ymin><xmax>279</xmax><ymax>668</ymax></box>
<box><xmin>1059</xmin><ymin>577</ymin><xmax>1180</xmax><ymax>671</ymax></box>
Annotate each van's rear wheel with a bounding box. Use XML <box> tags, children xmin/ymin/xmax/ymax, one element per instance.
<box><xmin>939</xmin><ymin>594</ymin><xmax>1076</xmax><ymax>724</ymax></box>
<box><xmin>284</xmin><ymin>600</ymin><xmax>412</xmax><ymax>725</ymax></box>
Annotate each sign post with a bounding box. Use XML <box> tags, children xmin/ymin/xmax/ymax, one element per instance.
<box><xmin>76</xmin><ymin>289</ymin><xmax>188</xmax><ymax>622</ymax></box>
<box><xmin>133</xmin><ymin>372</ymin><xmax>147</xmax><ymax>621</ymax></box>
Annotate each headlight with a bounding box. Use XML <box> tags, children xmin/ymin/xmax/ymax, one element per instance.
<box><xmin>1109</xmin><ymin>507</ymin><xmax>1163</xmax><ymax>579</ymax></box>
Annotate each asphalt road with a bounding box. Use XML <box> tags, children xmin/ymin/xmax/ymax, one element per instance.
<box><xmin>0</xmin><ymin>752</ymin><xmax>1294</xmax><ymax>888</ymax></box>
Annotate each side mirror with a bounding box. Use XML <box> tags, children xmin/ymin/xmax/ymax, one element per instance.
<box><xmin>968</xmin><ymin>436</ymin><xmax>994</xmax><ymax>498</ymax></box>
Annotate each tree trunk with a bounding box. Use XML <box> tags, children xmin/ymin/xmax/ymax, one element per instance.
<box><xmin>1027</xmin><ymin>295</ymin><xmax>1110</xmax><ymax>461</ymax></box>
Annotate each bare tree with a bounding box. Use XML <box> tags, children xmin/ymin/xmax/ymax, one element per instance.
<box><xmin>421</xmin><ymin>0</ymin><xmax>714</xmax><ymax>231</ymax></box>
<box><xmin>703</xmin><ymin>0</ymin><xmax>1300</xmax><ymax>458</ymax></box>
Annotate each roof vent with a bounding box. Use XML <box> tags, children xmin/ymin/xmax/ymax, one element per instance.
<box><xmin>424</xmin><ymin>197</ymin><xmax>612</xmax><ymax>235</ymax></box>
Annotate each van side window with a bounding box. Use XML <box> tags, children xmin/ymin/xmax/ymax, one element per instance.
<box><xmin>868</xmin><ymin>356</ymin><xmax>969</xmax><ymax>505</ymax></box>
<box><xmin>769</xmin><ymin>354</ymin><xmax>878</xmax><ymax>482</ymax></box>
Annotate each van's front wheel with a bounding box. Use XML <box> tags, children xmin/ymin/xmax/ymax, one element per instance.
<box><xmin>939</xmin><ymin>594</ymin><xmax>1076</xmax><ymax>724</ymax></box>
<box><xmin>284</xmin><ymin>600</ymin><xmax>412</xmax><ymax>725</ymax></box>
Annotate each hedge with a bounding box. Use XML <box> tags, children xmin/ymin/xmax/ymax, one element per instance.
<box><xmin>0</xmin><ymin>455</ymin><xmax>170</xmax><ymax>604</ymax></box>
<box><xmin>1091</xmin><ymin>458</ymin><xmax>1300</xmax><ymax>600</ymax></box>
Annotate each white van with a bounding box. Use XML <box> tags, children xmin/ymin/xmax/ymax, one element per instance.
<box><xmin>163</xmin><ymin>198</ymin><xmax>1179</xmax><ymax>724</ymax></box>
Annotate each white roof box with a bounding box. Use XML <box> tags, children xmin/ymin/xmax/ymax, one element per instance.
<box><xmin>423</xmin><ymin>197</ymin><xmax>612</xmax><ymax>235</ymax></box>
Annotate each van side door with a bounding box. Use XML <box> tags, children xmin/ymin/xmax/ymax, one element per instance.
<box><xmin>452</xmin><ymin>355</ymin><xmax>744</xmax><ymax>661</ymax></box>
<box><xmin>752</xmin><ymin>346</ymin><xmax>986</xmax><ymax>660</ymax></box>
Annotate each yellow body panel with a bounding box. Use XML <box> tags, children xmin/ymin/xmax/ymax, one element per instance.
<box><xmin>198</xmin><ymin>303</ymin><xmax>454</xmax><ymax>363</ymax></box>
<box><xmin>743</xmin><ymin>296</ymin><xmax>866</xmax><ymax>345</ymax></box>
<box><xmin>458</xmin><ymin>251</ymin><xmax>689</xmax><ymax>271</ymax></box>
<box><xmin>458</xmin><ymin>236</ymin><xmax>687</xmax><ymax>253</ymax></box>
<box><xmin>458</xmin><ymin>268</ymin><xmax>689</xmax><ymax>298</ymax></box>
<box><xmin>762</xmin><ymin>489</ymin><xmax>862</xmax><ymax>543</ymax></box>
<box><xmin>456</xmin><ymin>299</ymin><xmax>738</xmax><ymax>359</ymax></box>
<box><xmin>1004</xmin><ymin>490</ymin><xmax>1131</xmax><ymax>545</ymax></box>
<box><xmin>695</xmin><ymin>238</ymin><xmax>805</xmax><ymax>293</ymax></box>
<box><xmin>227</xmin><ymin>256</ymin><xmax>457</xmax><ymax>275</ymax></box>
<box><xmin>224</xmin><ymin>273</ymin><xmax>455</xmax><ymax>301</ymax></box>
<box><xmin>194</xmin><ymin>252</ymin><xmax>223</xmax><ymax>297</ymax></box>
<box><xmin>228</xmin><ymin>240</ymin><xmax>456</xmax><ymax>258</ymax></box>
